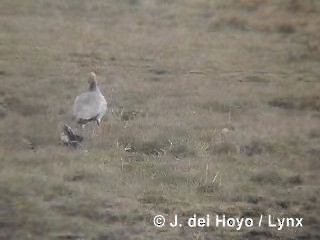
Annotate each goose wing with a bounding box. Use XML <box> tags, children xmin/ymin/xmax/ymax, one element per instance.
<box><xmin>74</xmin><ymin>91</ymin><xmax>106</xmax><ymax>121</ymax></box>
<box><xmin>97</xmin><ymin>93</ymin><xmax>108</xmax><ymax>120</ymax></box>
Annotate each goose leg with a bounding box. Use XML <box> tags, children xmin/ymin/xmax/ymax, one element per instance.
<box><xmin>81</xmin><ymin>124</ymin><xmax>85</xmax><ymax>136</ymax></box>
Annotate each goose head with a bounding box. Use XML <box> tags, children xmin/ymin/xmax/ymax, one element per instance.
<box><xmin>88</xmin><ymin>72</ymin><xmax>98</xmax><ymax>91</ymax></box>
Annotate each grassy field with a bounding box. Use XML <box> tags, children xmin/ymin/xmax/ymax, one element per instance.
<box><xmin>0</xmin><ymin>0</ymin><xmax>320</xmax><ymax>239</ymax></box>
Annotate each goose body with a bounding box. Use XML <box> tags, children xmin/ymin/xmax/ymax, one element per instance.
<box><xmin>73</xmin><ymin>72</ymin><xmax>107</xmax><ymax>126</ymax></box>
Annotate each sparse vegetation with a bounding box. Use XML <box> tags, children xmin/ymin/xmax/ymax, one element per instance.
<box><xmin>269</xmin><ymin>95</ymin><xmax>320</xmax><ymax>111</ymax></box>
<box><xmin>0</xmin><ymin>0</ymin><xmax>319</xmax><ymax>239</ymax></box>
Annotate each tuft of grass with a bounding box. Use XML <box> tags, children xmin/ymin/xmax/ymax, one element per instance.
<box><xmin>169</xmin><ymin>143</ymin><xmax>196</xmax><ymax>158</ymax></box>
<box><xmin>209</xmin><ymin>142</ymin><xmax>238</xmax><ymax>155</ymax></box>
<box><xmin>250</xmin><ymin>170</ymin><xmax>284</xmax><ymax>185</ymax></box>
<box><xmin>250</xmin><ymin>169</ymin><xmax>303</xmax><ymax>186</ymax></box>
<box><xmin>140</xmin><ymin>191</ymin><xmax>168</xmax><ymax>204</ymax></box>
<box><xmin>3</xmin><ymin>96</ymin><xmax>47</xmax><ymax>116</ymax></box>
<box><xmin>240</xmin><ymin>139</ymin><xmax>264</xmax><ymax>156</ymax></box>
<box><xmin>276</xmin><ymin>23</ymin><xmax>296</xmax><ymax>34</ymax></box>
<box><xmin>137</xmin><ymin>140</ymin><xmax>168</xmax><ymax>156</ymax></box>
<box><xmin>200</xmin><ymin>101</ymin><xmax>241</xmax><ymax>113</ymax></box>
<box><xmin>269</xmin><ymin>95</ymin><xmax>320</xmax><ymax>111</ymax></box>
<box><xmin>196</xmin><ymin>183</ymin><xmax>220</xmax><ymax>194</ymax></box>
<box><xmin>286</xmin><ymin>175</ymin><xmax>303</xmax><ymax>184</ymax></box>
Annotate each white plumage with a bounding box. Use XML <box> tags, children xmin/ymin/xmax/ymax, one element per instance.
<box><xmin>73</xmin><ymin>72</ymin><xmax>107</xmax><ymax>126</ymax></box>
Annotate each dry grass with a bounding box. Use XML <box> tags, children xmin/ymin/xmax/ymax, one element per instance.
<box><xmin>0</xmin><ymin>0</ymin><xmax>320</xmax><ymax>239</ymax></box>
